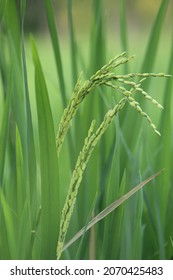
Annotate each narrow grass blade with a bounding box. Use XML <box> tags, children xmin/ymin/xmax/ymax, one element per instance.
<box><xmin>154</xmin><ymin>197</ymin><xmax>166</xmax><ymax>259</ymax></box>
<box><xmin>105</xmin><ymin>118</ymin><xmax>121</xmax><ymax>205</ymax></box>
<box><xmin>67</xmin><ymin>0</ymin><xmax>78</xmax><ymax>86</ymax></box>
<box><xmin>43</xmin><ymin>0</ymin><xmax>75</xmax><ymax>170</ymax></box>
<box><xmin>119</xmin><ymin>0</ymin><xmax>128</xmax><ymax>73</ymax></box>
<box><xmin>157</xmin><ymin>30</ymin><xmax>173</xmax><ymax>254</ymax></box>
<box><xmin>141</xmin><ymin>0</ymin><xmax>169</xmax><ymax>75</ymax></box>
<box><xmin>43</xmin><ymin>0</ymin><xmax>67</xmax><ymax>107</ymax></box>
<box><xmin>0</xmin><ymin>188</ymin><xmax>17</xmax><ymax>259</ymax></box>
<box><xmin>15</xmin><ymin>125</ymin><xmax>25</xmax><ymax>219</ymax></box>
<box><xmin>0</xmin><ymin>0</ymin><xmax>7</xmax><ymax>22</ymax></box>
<box><xmin>4</xmin><ymin>0</ymin><xmax>21</xmax><ymax>59</ymax></box>
<box><xmin>0</xmin><ymin>67</ymin><xmax>12</xmax><ymax>184</ymax></box>
<box><xmin>63</xmin><ymin>169</ymin><xmax>164</xmax><ymax>252</ymax></box>
<box><xmin>20</xmin><ymin>0</ymin><xmax>26</xmax><ymax>20</ymax></box>
<box><xmin>110</xmin><ymin>172</ymin><xmax>126</xmax><ymax>259</ymax></box>
<box><xmin>122</xmin><ymin>0</ymin><xmax>169</xmax><ymax>149</ymax></box>
<box><xmin>31</xmin><ymin>37</ymin><xmax>60</xmax><ymax>259</ymax></box>
<box><xmin>85</xmin><ymin>0</ymin><xmax>106</xmax><ymax>203</ymax></box>
<box><xmin>67</xmin><ymin>0</ymin><xmax>81</xmax><ymax>169</ymax></box>
<box><xmin>19</xmin><ymin>0</ymin><xmax>37</xmax><ymax>205</ymax></box>
<box><xmin>101</xmin><ymin>119</ymin><xmax>121</xmax><ymax>258</ymax></box>
<box><xmin>5</xmin><ymin>1</ymin><xmax>28</xmax><ymax>174</ymax></box>
<box><xmin>170</xmin><ymin>237</ymin><xmax>173</xmax><ymax>249</ymax></box>
<box><xmin>0</xmin><ymin>36</ymin><xmax>8</xmax><ymax>99</ymax></box>
<box><xmin>90</xmin><ymin>0</ymin><xmax>106</xmax><ymax>72</ymax></box>
<box><xmin>17</xmin><ymin>201</ymin><xmax>32</xmax><ymax>259</ymax></box>
<box><xmin>15</xmin><ymin>125</ymin><xmax>33</xmax><ymax>259</ymax></box>
<box><xmin>102</xmin><ymin>169</ymin><xmax>126</xmax><ymax>259</ymax></box>
<box><xmin>131</xmin><ymin>188</ymin><xmax>143</xmax><ymax>259</ymax></box>
<box><xmin>75</xmin><ymin>193</ymin><xmax>98</xmax><ymax>260</ymax></box>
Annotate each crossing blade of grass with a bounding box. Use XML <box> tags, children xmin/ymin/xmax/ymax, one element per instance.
<box><xmin>31</xmin><ymin>37</ymin><xmax>60</xmax><ymax>259</ymax></box>
<box><xmin>63</xmin><ymin>169</ymin><xmax>164</xmax><ymax>252</ymax></box>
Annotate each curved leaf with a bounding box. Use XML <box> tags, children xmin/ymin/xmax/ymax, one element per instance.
<box><xmin>63</xmin><ymin>169</ymin><xmax>164</xmax><ymax>252</ymax></box>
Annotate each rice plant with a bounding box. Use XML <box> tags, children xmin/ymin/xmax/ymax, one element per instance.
<box><xmin>0</xmin><ymin>0</ymin><xmax>172</xmax><ymax>260</ymax></box>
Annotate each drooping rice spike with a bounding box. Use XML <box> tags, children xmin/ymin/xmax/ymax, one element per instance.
<box><xmin>56</xmin><ymin>54</ymin><xmax>169</xmax><ymax>155</ymax></box>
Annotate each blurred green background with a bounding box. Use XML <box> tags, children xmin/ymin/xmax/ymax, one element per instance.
<box><xmin>22</xmin><ymin>0</ymin><xmax>172</xmax><ymax>33</ymax></box>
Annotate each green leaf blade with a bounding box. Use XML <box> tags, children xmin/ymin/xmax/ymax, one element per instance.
<box><xmin>31</xmin><ymin>37</ymin><xmax>60</xmax><ymax>259</ymax></box>
<box><xmin>63</xmin><ymin>169</ymin><xmax>164</xmax><ymax>252</ymax></box>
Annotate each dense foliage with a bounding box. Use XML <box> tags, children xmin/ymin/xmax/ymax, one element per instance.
<box><xmin>0</xmin><ymin>0</ymin><xmax>172</xmax><ymax>260</ymax></box>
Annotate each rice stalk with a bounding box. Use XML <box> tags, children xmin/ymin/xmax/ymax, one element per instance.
<box><xmin>56</xmin><ymin>52</ymin><xmax>170</xmax><ymax>155</ymax></box>
<box><xmin>57</xmin><ymin>98</ymin><xmax>126</xmax><ymax>259</ymax></box>
<box><xmin>56</xmin><ymin>54</ymin><xmax>170</xmax><ymax>259</ymax></box>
